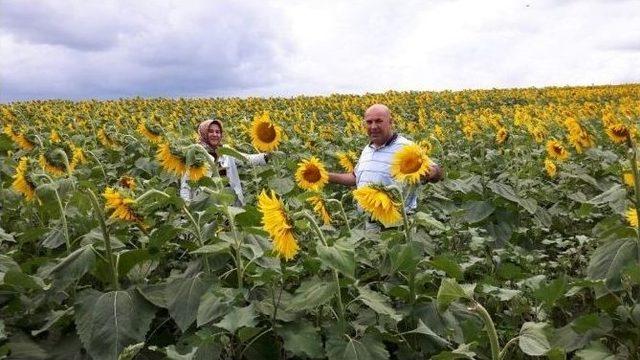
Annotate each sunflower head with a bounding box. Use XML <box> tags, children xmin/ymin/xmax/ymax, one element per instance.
<box><xmin>606</xmin><ymin>123</ymin><xmax>631</xmax><ymax>145</ymax></box>
<box><xmin>352</xmin><ymin>185</ymin><xmax>402</xmax><ymax>227</ymax></box>
<box><xmin>544</xmin><ymin>158</ymin><xmax>557</xmax><ymax>178</ymax></box>
<box><xmin>11</xmin><ymin>157</ymin><xmax>37</xmax><ymax>201</ymax></box>
<box><xmin>623</xmin><ymin>172</ymin><xmax>635</xmax><ymax>187</ymax></box>
<box><xmin>626</xmin><ymin>208</ymin><xmax>638</xmax><ymax>228</ymax></box>
<box><xmin>118</xmin><ymin>175</ymin><xmax>137</xmax><ymax>190</ymax></box>
<box><xmin>103</xmin><ymin>187</ymin><xmax>142</xmax><ymax>222</ymax></box>
<box><xmin>138</xmin><ymin>121</ymin><xmax>163</xmax><ymax>143</ymax></box>
<box><xmin>545</xmin><ymin>139</ymin><xmax>569</xmax><ymax>161</ymax></box>
<box><xmin>336</xmin><ymin>151</ymin><xmax>356</xmax><ymax>173</ymax></box>
<box><xmin>257</xmin><ymin>190</ymin><xmax>299</xmax><ymax>260</ymax></box>
<box><xmin>495</xmin><ymin>128</ymin><xmax>508</xmax><ymax>145</ymax></box>
<box><xmin>156</xmin><ymin>142</ymin><xmax>187</xmax><ymax>176</ymax></box>
<box><xmin>390</xmin><ymin>144</ymin><xmax>431</xmax><ymax>184</ymax></box>
<box><xmin>251</xmin><ymin>112</ymin><xmax>282</xmax><ymax>152</ymax></box>
<box><xmin>295</xmin><ymin>156</ymin><xmax>329</xmax><ymax>191</ymax></box>
<box><xmin>307</xmin><ymin>195</ymin><xmax>331</xmax><ymax>225</ymax></box>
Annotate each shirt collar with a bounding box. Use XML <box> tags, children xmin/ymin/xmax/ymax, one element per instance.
<box><xmin>369</xmin><ymin>132</ymin><xmax>398</xmax><ymax>149</ymax></box>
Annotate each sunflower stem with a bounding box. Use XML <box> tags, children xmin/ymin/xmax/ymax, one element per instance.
<box><xmin>627</xmin><ymin>135</ymin><xmax>640</xmax><ymax>257</ymax></box>
<box><xmin>134</xmin><ymin>189</ymin><xmax>170</xmax><ymax>203</ymax></box>
<box><xmin>87</xmin><ymin>189</ymin><xmax>119</xmax><ymax>291</ymax></box>
<box><xmin>225</xmin><ymin>208</ymin><xmax>244</xmax><ymax>289</ymax></box>
<box><xmin>295</xmin><ymin>210</ymin><xmax>346</xmax><ymax>332</ymax></box>
<box><xmin>389</xmin><ymin>185</ymin><xmax>412</xmax><ymax>243</ymax></box>
<box><xmin>470</xmin><ymin>300</ymin><xmax>501</xmax><ymax>360</ymax></box>
<box><xmin>326</xmin><ymin>198</ymin><xmax>351</xmax><ymax>233</ymax></box>
<box><xmin>181</xmin><ymin>204</ymin><xmax>212</xmax><ymax>274</ymax></box>
<box><xmin>85</xmin><ymin>150</ymin><xmax>108</xmax><ymax>184</ymax></box>
<box><xmin>53</xmin><ymin>189</ymin><xmax>71</xmax><ymax>256</ymax></box>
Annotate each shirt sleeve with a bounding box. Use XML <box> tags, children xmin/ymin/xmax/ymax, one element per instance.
<box><xmin>179</xmin><ymin>173</ymin><xmax>192</xmax><ymax>202</ymax></box>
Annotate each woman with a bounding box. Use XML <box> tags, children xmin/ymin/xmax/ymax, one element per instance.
<box><xmin>180</xmin><ymin>118</ymin><xmax>268</xmax><ymax>206</ymax></box>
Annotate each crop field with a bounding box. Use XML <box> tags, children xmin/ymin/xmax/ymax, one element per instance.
<box><xmin>0</xmin><ymin>84</ymin><xmax>639</xmax><ymax>359</ymax></box>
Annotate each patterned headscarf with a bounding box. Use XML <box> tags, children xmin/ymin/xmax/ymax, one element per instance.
<box><xmin>197</xmin><ymin>119</ymin><xmax>223</xmax><ymax>155</ymax></box>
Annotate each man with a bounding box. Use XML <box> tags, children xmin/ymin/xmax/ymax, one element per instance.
<box><xmin>329</xmin><ymin>104</ymin><xmax>443</xmax><ymax>220</ymax></box>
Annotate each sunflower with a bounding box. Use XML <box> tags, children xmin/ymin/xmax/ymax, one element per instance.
<box><xmin>625</xmin><ymin>208</ymin><xmax>638</xmax><ymax>227</ymax></box>
<box><xmin>103</xmin><ymin>187</ymin><xmax>141</xmax><ymax>222</ymax></box>
<box><xmin>352</xmin><ymin>185</ymin><xmax>402</xmax><ymax>227</ymax></box>
<box><xmin>606</xmin><ymin>124</ymin><xmax>630</xmax><ymax>144</ymax></box>
<box><xmin>251</xmin><ymin>112</ymin><xmax>282</xmax><ymax>152</ymax></box>
<box><xmin>156</xmin><ymin>142</ymin><xmax>187</xmax><ymax>176</ymax></box>
<box><xmin>137</xmin><ymin>121</ymin><xmax>162</xmax><ymax>143</ymax></box>
<box><xmin>623</xmin><ymin>172</ymin><xmax>635</xmax><ymax>187</ymax></box>
<box><xmin>70</xmin><ymin>144</ymin><xmax>86</xmax><ymax>168</ymax></box>
<box><xmin>257</xmin><ymin>190</ymin><xmax>299</xmax><ymax>260</ymax></box>
<box><xmin>97</xmin><ymin>128</ymin><xmax>118</xmax><ymax>148</ymax></box>
<box><xmin>188</xmin><ymin>164</ymin><xmax>208</xmax><ymax>181</ymax></box>
<box><xmin>544</xmin><ymin>158</ymin><xmax>557</xmax><ymax>178</ymax></box>
<box><xmin>545</xmin><ymin>139</ymin><xmax>569</xmax><ymax>161</ymax></box>
<box><xmin>295</xmin><ymin>156</ymin><xmax>329</xmax><ymax>191</ymax></box>
<box><xmin>11</xmin><ymin>157</ymin><xmax>36</xmax><ymax>201</ymax></box>
<box><xmin>495</xmin><ymin>128</ymin><xmax>508</xmax><ymax>145</ymax></box>
<box><xmin>336</xmin><ymin>151</ymin><xmax>356</xmax><ymax>173</ymax></box>
<box><xmin>307</xmin><ymin>195</ymin><xmax>331</xmax><ymax>225</ymax></box>
<box><xmin>50</xmin><ymin>130</ymin><xmax>61</xmax><ymax>143</ymax></box>
<box><xmin>118</xmin><ymin>175</ymin><xmax>136</xmax><ymax>190</ymax></box>
<box><xmin>4</xmin><ymin>125</ymin><xmax>34</xmax><ymax>151</ymax></box>
<box><xmin>39</xmin><ymin>153</ymin><xmax>67</xmax><ymax>176</ymax></box>
<box><xmin>390</xmin><ymin>144</ymin><xmax>431</xmax><ymax>184</ymax></box>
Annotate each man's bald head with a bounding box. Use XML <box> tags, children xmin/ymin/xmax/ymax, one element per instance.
<box><xmin>363</xmin><ymin>104</ymin><xmax>394</xmax><ymax>147</ymax></box>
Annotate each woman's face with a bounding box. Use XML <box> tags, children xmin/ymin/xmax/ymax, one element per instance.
<box><xmin>207</xmin><ymin>123</ymin><xmax>223</xmax><ymax>147</ymax></box>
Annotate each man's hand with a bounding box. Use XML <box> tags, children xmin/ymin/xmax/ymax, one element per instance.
<box><xmin>422</xmin><ymin>163</ymin><xmax>443</xmax><ymax>183</ymax></box>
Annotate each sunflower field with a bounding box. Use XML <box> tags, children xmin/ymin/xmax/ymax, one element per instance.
<box><xmin>1</xmin><ymin>84</ymin><xmax>640</xmax><ymax>359</ymax></box>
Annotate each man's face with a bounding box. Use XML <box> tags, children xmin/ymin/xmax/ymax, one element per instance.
<box><xmin>363</xmin><ymin>108</ymin><xmax>393</xmax><ymax>146</ymax></box>
<box><xmin>207</xmin><ymin>123</ymin><xmax>223</xmax><ymax>147</ymax></box>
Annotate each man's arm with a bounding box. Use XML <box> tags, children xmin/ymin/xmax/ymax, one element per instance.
<box><xmin>329</xmin><ymin>172</ymin><xmax>356</xmax><ymax>186</ymax></box>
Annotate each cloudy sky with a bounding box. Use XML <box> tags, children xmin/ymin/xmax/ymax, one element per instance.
<box><xmin>1</xmin><ymin>0</ymin><xmax>639</xmax><ymax>102</ymax></box>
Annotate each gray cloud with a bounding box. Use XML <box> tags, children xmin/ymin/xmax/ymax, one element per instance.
<box><xmin>1</xmin><ymin>0</ymin><xmax>639</xmax><ymax>102</ymax></box>
<box><xmin>0</xmin><ymin>0</ymin><xmax>293</xmax><ymax>102</ymax></box>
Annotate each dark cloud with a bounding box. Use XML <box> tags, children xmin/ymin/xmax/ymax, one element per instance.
<box><xmin>0</xmin><ymin>1</ymin><xmax>293</xmax><ymax>102</ymax></box>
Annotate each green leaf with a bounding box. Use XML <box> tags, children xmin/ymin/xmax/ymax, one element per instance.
<box><xmin>218</xmin><ymin>145</ymin><xmax>248</xmax><ymax>162</ymax></box>
<box><xmin>268</xmin><ymin>177</ymin><xmax>295</xmax><ymax>195</ymax></box>
<box><xmin>6</xmin><ymin>333</ymin><xmax>48</xmax><ymax>360</ymax></box>
<box><xmin>41</xmin><ymin>227</ymin><xmax>66</xmax><ymax>249</ymax></box>
<box><xmin>461</xmin><ymin>201</ymin><xmax>495</xmax><ymax>223</ymax></box>
<box><xmin>3</xmin><ymin>270</ymin><xmax>44</xmax><ymax>290</ymax></box>
<box><xmin>279</xmin><ymin>321</ymin><xmax>324</xmax><ymax>358</ymax></box>
<box><xmin>0</xmin><ymin>227</ymin><xmax>15</xmax><ymax>245</ymax></box>
<box><xmin>429</xmin><ymin>255</ymin><xmax>463</xmax><ymax>280</ymax></box>
<box><xmin>387</xmin><ymin>241</ymin><xmax>422</xmax><ymax>273</ymax></box>
<box><xmin>118</xmin><ymin>342</ymin><xmax>145</xmax><ymax>360</ymax></box>
<box><xmin>357</xmin><ymin>287</ymin><xmax>402</xmax><ymax>321</ymax></box>
<box><xmin>75</xmin><ymin>289</ymin><xmax>156</xmax><ymax>360</ymax></box>
<box><xmin>117</xmin><ymin>249</ymin><xmax>151</xmax><ymax>278</ymax></box>
<box><xmin>46</xmin><ymin>245</ymin><xmax>96</xmax><ymax>289</ymax></box>
<box><xmin>287</xmin><ymin>278</ymin><xmax>338</xmax><ymax>312</ymax></box>
<box><xmin>149</xmin><ymin>224</ymin><xmax>181</xmax><ymax>250</ymax></box>
<box><xmin>165</xmin><ymin>273</ymin><xmax>212</xmax><ymax>332</ymax></box>
<box><xmin>414</xmin><ymin>212</ymin><xmax>446</xmax><ymax>230</ymax></box>
<box><xmin>214</xmin><ymin>304</ymin><xmax>257</xmax><ymax>333</ymax></box>
<box><xmin>316</xmin><ymin>240</ymin><xmax>355</xmax><ymax>279</ymax></box>
<box><xmin>586</xmin><ymin>238</ymin><xmax>638</xmax><ymax>291</ymax></box>
<box><xmin>488</xmin><ymin>181</ymin><xmax>537</xmax><ymax>214</ymax></box>
<box><xmin>586</xmin><ymin>185</ymin><xmax>626</xmax><ymax>205</ymax></box>
<box><xmin>31</xmin><ymin>308</ymin><xmax>73</xmax><ymax>336</ymax></box>
<box><xmin>437</xmin><ymin>278</ymin><xmax>475</xmax><ymax>311</ymax></box>
<box><xmin>519</xmin><ymin>322</ymin><xmax>551</xmax><ymax>356</ymax></box>
<box><xmin>480</xmin><ymin>284</ymin><xmax>521</xmax><ymax>301</ymax></box>
<box><xmin>533</xmin><ymin>276</ymin><xmax>567</xmax><ymax>308</ymax></box>
<box><xmin>404</xmin><ymin>319</ymin><xmax>450</xmax><ymax>347</ymax></box>
<box><xmin>325</xmin><ymin>333</ymin><xmax>389</xmax><ymax>360</ymax></box>
<box><xmin>196</xmin><ymin>289</ymin><xmax>230</xmax><ymax>327</ymax></box>
<box><xmin>575</xmin><ymin>340</ymin><xmax>616</xmax><ymax>360</ymax></box>
<box><xmin>432</xmin><ymin>343</ymin><xmax>476</xmax><ymax>359</ymax></box>
<box><xmin>191</xmin><ymin>242</ymin><xmax>231</xmax><ymax>255</ymax></box>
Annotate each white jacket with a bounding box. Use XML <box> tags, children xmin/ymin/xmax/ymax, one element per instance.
<box><xmin>180</xmin><ymin>152</ymin><xmax>267</xmax><ymax>206</ymax></box>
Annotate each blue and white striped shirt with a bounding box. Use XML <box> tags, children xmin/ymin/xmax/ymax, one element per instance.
<box><xmin>354</xmin><ymin>133</ymin><xmax>419</xmax><ymax>211</ymax></box>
